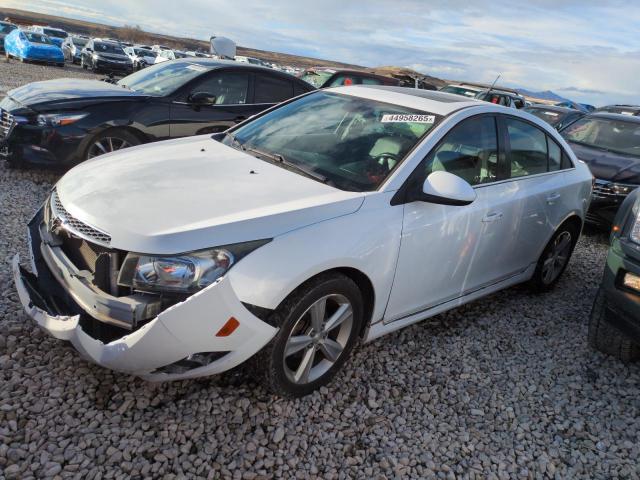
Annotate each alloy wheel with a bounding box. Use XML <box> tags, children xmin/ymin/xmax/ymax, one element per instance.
<box><xmin>283</xmin><ymin>294</ymin><xmax>354</xmax><ymax>384</ymax></box>
<box><xmin>542</xmin><ymin>231</ymin><xmax>572</xmax><ymax>284</ymax></box>
<box><xmin>87</xmin><ymin>136</ymin><xmax>132</xmax><ymax>159</ymax></box>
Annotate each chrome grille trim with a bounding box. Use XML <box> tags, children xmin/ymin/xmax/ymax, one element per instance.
<box><xmin>0</xmin><ymin>108</ymin><xmax>14</xmax><ymax>139</ymax></box>
<box><xmin>49</xmin><ymin>189</ymin><xmax>112</xmax><ymax>247</ymax></box>
<box><xmin>591</xmin><ymin>179</ymin><xmax>635</xmax><ymax>199</ymax></box>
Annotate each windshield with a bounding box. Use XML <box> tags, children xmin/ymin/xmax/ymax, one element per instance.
<box><xmin>118</xmin><ymin>61</ymin><xmax>210</xmax><ymax>96</ymax></box>
<box><xmin>524</xmin><ymin>108</ymin><xmax>563</xmax><ymax>126</ymax></box>
<box><xmin>135</xmin><ymin>48</ymin><xmax>156</xmax><ymax>57</ymax></box>
<box><xmin>301</xmin><ymin>71</ymin><xmax>334</xmax><ymax>88</ymax></box>
<box><xmin>561</xmin><ymin>117</ymin><xmax>640</xmax><ymax>157</ymax></box>
<box><xmin>72</xmin><ymin>37</ymin><xmax>88</xmax><ymax>47</ymax></box>
<box><xmin>43</xmin><ymin>28</ymin><xmax>67</xmax><ymax>38</ymax></box>
<box><xmin>0</xmin><ymin>23</ymin><xmax>16</xmax><ymax>34</ymax></box>
<box><xmin>440</xmin><ymin>85</ymin><xmax>480</xmax><ymax>98</ymax></box>
<box><xmin>223</xmin><ymin>91</ymin><xmax>440</xmax><ymax>191</ymax></box>
<box><xmin>94</xmin><ymin>42</ymin><xmax>125</xmax><ymax>55</ymax></box>
<box><xmin>25</xmin><ymin>32</ymin><xmax>51</xmax><ymax>44</ymax></box>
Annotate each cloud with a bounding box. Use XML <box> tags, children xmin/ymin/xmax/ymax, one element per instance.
<box><xmin>4</xmin><ymin>0</ymin><xmax>640</xmax><ymax>105</ymax></box>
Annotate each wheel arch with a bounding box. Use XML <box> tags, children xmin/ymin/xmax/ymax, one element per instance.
<box><xmin>250</xmin><ymin>266</ymin><xmax>377</xmax><ymax>338</ymax></box>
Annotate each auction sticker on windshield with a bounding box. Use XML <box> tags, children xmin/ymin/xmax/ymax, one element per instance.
<box><xmin>382</xmin><ymin>114</ymin><xmax>435</xmax><ymax>123</ymax></box>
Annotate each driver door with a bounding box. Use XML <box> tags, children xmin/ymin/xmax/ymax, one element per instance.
<box><xmin>169</xmin><ymin>70</ymin><xmax>254</xmax><ymax>137</ymax></box>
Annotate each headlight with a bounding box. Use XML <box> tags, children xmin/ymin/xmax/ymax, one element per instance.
<box><xmin>37</xmin><ymin>113</ymin><xmax>88</xmax><ymax>127</ymax></box>
<box><xmin>612</xmin><ymin>183</ymin><xmax>635</xmax><ymax>196</ymax></box>
<box><xmin>117</xmin><ymin>240</ymin><xmax>270</xmax><ymax>293</ymax></box>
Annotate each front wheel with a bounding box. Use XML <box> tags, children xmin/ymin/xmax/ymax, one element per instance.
<box><xmin>81</xmin><ymin>57</ymin><xmax>87</xmax><ymax>69</ymax></box>
<box><xmin>85</xmin><ymin>129</ymin><xmax>141</xmax><ymax>160</ymax></box>
<box><xmin>253</xmin><ymin>273</ymin><xmax>364</xmax><ymax>397</ymax></box>
<box><xmin>528</xmin><ymin>222</ymin><xmax>578</xmax><ymax>291</ymax></box>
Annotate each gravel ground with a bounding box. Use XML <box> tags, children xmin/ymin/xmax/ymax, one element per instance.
<box><xmin>0</xmin><ymin>59</ymin><xmax>104</xmax><ymax>97</ymax></box>
<box><xmin>1</xmin><ymin>63</ymin><xmax>640</xmax><ymax>480</ymax></box>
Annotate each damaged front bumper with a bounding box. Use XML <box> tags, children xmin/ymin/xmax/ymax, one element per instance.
<box><xmin>12</xmin><ymin>214</ymin><xmax>277</xmax><ymax>381</ymax></box>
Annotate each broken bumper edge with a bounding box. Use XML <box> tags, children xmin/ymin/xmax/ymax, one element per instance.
<box><xmin>12</xmin><ymin>253</ymin><xmax>278</xmax><ymax>381</ymax></box>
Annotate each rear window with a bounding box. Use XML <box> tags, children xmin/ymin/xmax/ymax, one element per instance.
<box><xmin>524</xmin><ymin>108</ymin><xmax>563</xmax><ymax>126</ymax></box>
<box><xmin>43</xmin><ymin>28</ymin><xmax>67</xmax><ymax>38</ymax></box>
<box><xmin>25</xmin><ymin>32</ymin><xmax>51</xmax><ymax>44</ymax></box>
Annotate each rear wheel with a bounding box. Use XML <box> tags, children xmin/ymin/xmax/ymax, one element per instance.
<box><xmin>588</xmin><ymin>288</ymin><xmax>640</xmax><ymax>362</ymax></box>
<box><xmin>85</xmin><ymin>129</ymin><xmax>141</xmax><ymax>160</ymax></box>
<box><xmin>529</xmin><ymin>222</ymin><xmax>578</xmax><ymax>291</ymax></box>
<box><xmin>253</xmin><ymin>273</ymin><xmax>364</xmax><ymax>397</ymax></box>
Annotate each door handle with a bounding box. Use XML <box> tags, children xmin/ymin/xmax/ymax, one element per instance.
<box><xmin>233</xmin><ymin>116</ymin><xmax>247</xmax><ymax>123</ymax></box>
<box><xmin>546</xmin><ymin>192</ymin><xmax>561</xmax><ymax>204</ymax></box>
<box><xmin>482</xmin><ymin>212</ymin><xmax>503</xmax><ymax>223</ymax></box>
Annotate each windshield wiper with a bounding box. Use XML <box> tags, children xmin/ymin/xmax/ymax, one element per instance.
<box><xmin>244</xmin><ymin>144</ymin><xmax>331</xmax><ymax>185</ymax></box>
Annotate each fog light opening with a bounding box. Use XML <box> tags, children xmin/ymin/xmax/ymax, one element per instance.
<box><xmin>623</xmin><ymin>272</ymin><xmax>640</xmax><ymax>292</ymax></box>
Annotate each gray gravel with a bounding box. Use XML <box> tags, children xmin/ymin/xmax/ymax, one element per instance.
<box><xmin>1</xmin><ymin>62</ymin><xmax>640</xmax><ymax>479</ymax></box>
<box><xmin>0</xmin><ymin>59</ymin><xmax>103</xmax><ymax>97</ymax></box>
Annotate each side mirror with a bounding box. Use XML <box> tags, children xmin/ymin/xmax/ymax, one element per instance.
<box><xmin>189</xmin><ymin>91</ymin><xmax>216</xmax><ymax>106</ymax></box>
<box><xmin>421</xmin><ymin>171</ymin><xmax>476</xmax><ymax>206</ymax></box>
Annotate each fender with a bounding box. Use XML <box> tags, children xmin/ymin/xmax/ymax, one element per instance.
<box><xmin>228</xmin><ymin>191</ymin><xmax>404</xmax><ymax>324</ymax></box>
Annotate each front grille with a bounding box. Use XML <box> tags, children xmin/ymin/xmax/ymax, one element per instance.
<box><xmin>592</xmin><ymin>179</ymin><xmax>634</xmax><ymax>200</ymax></box>
<box><xmin>50</xmin><ymin>189</ymin><xmax>112</xmax><ymax>246</ymax></box>
<box><xmin>0</xmin><ymin>108</ymin><xmax>14</xmax><ymax>139</ymax></box>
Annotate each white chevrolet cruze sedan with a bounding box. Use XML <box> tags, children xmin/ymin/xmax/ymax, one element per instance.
<box><xmin>13</xmin><ymin>86</ymin><xmax>592</xmax><ymax>396</ymax></box>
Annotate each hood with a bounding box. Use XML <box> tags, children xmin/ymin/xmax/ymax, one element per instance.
<box><xmin>94</xmin><ymin>52</ymin><xmax>130</xmax><ymax>62</ymax></box>
<box><xmin>5</xmin><ymin>78</ymin><xmax>146</xmax><ymax>111</ymax></box>
<box><xmin>55</xmin><ymin>136</ymin><xmax>364</xmax><ymax>254</ymax></box>
<box><xmin>568</xmin><ymin>141</ymin><xmax>640</xmax><ymax>185</ymax></box>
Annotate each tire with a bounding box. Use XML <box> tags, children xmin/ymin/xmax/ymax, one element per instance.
<box><xmin>528</xmin><ymin>221</ymin><xmax>579</xmax><ymax>291</ymax></box>
<box><xmin>84</xmin><ymin>129</ymin><xmax>141</xmax><ymax>160</ymax></box>
<box><xmin>81</xmin><ymin>57</ymin><xmax>87</xmax><ymax>70</ymax></box>
<box><xmin>588</xmin><ymin>288</ymin><xmax>640</xmax><ymax>362</ymax></box>
<box><xmin>253</xmin><ymin>272</ymin><xmax>364</xmax><ymax>397</ymax></box>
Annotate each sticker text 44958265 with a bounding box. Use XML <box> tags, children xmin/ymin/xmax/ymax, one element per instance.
<box><xmin>381</xmin><ymin>114</ymin><xmax>435</xmax><ymax>124</ymax></box>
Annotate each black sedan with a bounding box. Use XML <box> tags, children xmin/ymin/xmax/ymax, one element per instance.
<box><xmin>523</xmin><ymin>105</ymin><xmax>584</xmax><ymax>131</ymax></box>
<box><xmin>560</xmin><ymin>113</ymin><xmax>640</xmax><ymax>226</ymax></box>
<box><xmin>589</xmin><ymin>187</ymin><xmax>640</xmax><ymax>362</ymax></box>
<box><xmin>595</xmin><ymin>104</ymin><xmax>640</xmax><ymax>117</ymax></box>
<box><xmin>80</xmin><ymin>39</ymin><xmax>133</xmax><ymax>75</ymax></box>
<box><xmin>0</xmin><ymin>59</ymin><xmax>315</xmax><ymax>168</ymax></box>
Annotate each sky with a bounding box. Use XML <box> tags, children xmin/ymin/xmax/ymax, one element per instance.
<box><xmin>4</xmin><ymin>0</ymin><xmax>639</xmax><ymax>106</ymax></box>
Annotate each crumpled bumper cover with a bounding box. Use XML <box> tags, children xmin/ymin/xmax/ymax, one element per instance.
<box><xmin>12</xmin><ymin>253</ymin><xmax>277</xmax><ymax>381</ymax></box>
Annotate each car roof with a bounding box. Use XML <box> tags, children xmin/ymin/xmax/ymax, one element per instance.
<box><xmin>152</xmin><ymin>58</ymin><xmax>311</xmax><ymax>82</ymax></box>
<box><xmin>525</xmin><ymin>105</ymin><xmax>579</xmax><ymax>114</ymax></box>
<box><xmin>328</xmin><ymin>85</ymin><xmax>482</xmax><ymax>115</ymax></box>
<box><xmin>588</xmin><ymin>112</ymin><xmax>640</xmax><ymax>123</ymax></box>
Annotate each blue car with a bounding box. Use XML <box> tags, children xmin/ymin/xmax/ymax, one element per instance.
<box><xmin>30</xmin><ymin>26</ymin><xmax>68</xmax><ymax>47</ymax></box>
<box><xmin>4</xmin><ymin>29</ymin><xmax>65</xmax><ymax>67</ymax></box>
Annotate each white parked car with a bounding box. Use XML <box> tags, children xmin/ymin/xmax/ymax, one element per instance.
<box><xmin>154</xmin><ymin>49</ymin><xmax>188</xmax><ymax>63</ymax></box>
<box><xmin>123</xmin><ymin>46</ymin><xmax>157</xmax><ymax>69</ymax></box>
<box><xmin>13</xmin><ymin>87</ymin><xmax>592</xmax><ymax>397</ymax></box>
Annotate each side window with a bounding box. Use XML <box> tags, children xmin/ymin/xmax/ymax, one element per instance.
<box><xmin>293</xmin><ymin>82</ymin><xmax>310</xmax><ymax>96</ymax></box>
<box><xmin>189</xmin><ymin>72</ymin><xmax>249</xmax><ymax>105</ymax></box>
<box><xmin>548</xmin><ymin>137</ymin><xmax>562</xmax><ymax>171</ymax></box>
<box><xmin>254</xmin><ymin>74</ymin><xmax>294</xmax><ymax>103</ymax></box>
<box><xmin>422</xmin><ymin>115</ymin><xmax>499</xmax><ymax>186</ymax></box>
<box><xmin>361</xmin><ymin>77</ymin><xmax>382</xmax><ymax>85</ymax></box>
<box><xmin>327</xmin><ymin>75</ymin><xmax>356</xmax><ymax>87</ymax></box>
<box><xmin>505</xmin><ymin>118</ymin><xmax>547</xmax><ymax>178</ymax></box>
<box><xmin>561</xmin><ymin>151</ymin><xmax>574</xmax><ymax>169</ymax></box>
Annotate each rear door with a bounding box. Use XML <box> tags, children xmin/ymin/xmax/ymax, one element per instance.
<box><xmin>169</xmin><ymin>69</ymin><xmax>253</xmax><ymax>137</ymax></box>
<box><xmin>498</xmin><ymin>115</ymin><xmax>571</xmax><ymax>267</ymax></box>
